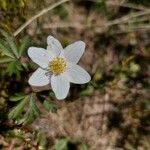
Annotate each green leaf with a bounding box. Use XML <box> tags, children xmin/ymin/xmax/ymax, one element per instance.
<box><xmin>6</xmin><ymin>60</ymin><xmax>23</xmax><ymax>76</ymax></box>
<box><xmin>36</xmin><ymin>131</ymin><xmax>47</xmax><ymax>150</ymax></box>
<box><xmin>55</xmin><ymin>139</ymin><xmax>69</xmax><ymax>150</ymax></box>
<box><xmin>21</xmin><ymin>62</ymin><xmax>28</xmax><ymax>70</ymax></box>
<box><xmin>80</xmin><ymin>85</ymin><xmax>94</xmax><ymax>96</ymax></box>
<box><xmin>49</xmin><ymin>91</ymin><xmax>55</xmax><ymax>98</ymax></box>
<box><xmin>0</xmin><ymin>39</ymin><xmax>15</xmax><ymax>58</ymax></box>
<box><xmin>30</xmin><ymin>95</ymin><xmax>40</xmax><ymax>117</ymax></box>
<box><xmin>79</xmin><ymin>144</ymin><xmax>88</xmax><ymax>150</ymax></box>
<box><xmin>0</xmin><ymin>29</ymin><xmax>19</xmax><ymax>58</ymax></box>
<box><xmin>43</xmin><ymin>100</ymin><xmax>57</xmax><ymax>113</ymax></box>
<box><xmin>0</xmin><ymin>57</ymin><xmax>14</xmax><ymax>63</ymax></box>
<box><xmin>8</xmin><ymin>95</ymin><xmax>30</xmax><ymax>119</ymax></box>
<box><xmin>23</xmin><ymin>94</ymin><xmax>40</xmax><ymax>125</ymax></box>
<box><xmin>18</xmin><ymin>36</ymin><xmax>29</xmax><ymax>57</ymax></box>
<box><xmin>10</xmin><ymin>93</ymin><xmax>26</xmax><ymax>102</ymax></box>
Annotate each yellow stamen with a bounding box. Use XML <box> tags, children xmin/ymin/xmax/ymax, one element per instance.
<box><xmin>48</xmin><ymin>57</ymin><xmax>67</xmax><ymax>75</ymax></box>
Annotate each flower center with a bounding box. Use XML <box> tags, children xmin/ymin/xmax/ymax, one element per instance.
<box><xmin>48</xmin><ymin>57</ymin><xmax>67</xmax><ymax>75</ymax></box>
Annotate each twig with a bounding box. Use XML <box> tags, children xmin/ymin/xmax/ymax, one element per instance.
<box><xmin>87</xmin><ymin>0</ymin><xmax>149</xmax><ymax>11</ymax></box>
<box><xmin>120</xmin><ymin>3</ymin><xmax>149</xmax><ymax>11</ymax></box>
<box><xmin>13</xmin><ymin>0</ymin><xmax>149</xmax><ymax>36</ymax></box>
<box><xmin>110</xmin><ymin>25</ymin><xmax>150</xmax><ymax>35</ymax></box>
<box><xmin>104</xmin><ymin>10</ymin><xmax>150</xmax><ymax>28</ymax></box>
<box><xmin>43</xmin><ymin>10</ymin><xmax>150</xmax><ymax>31</ymax></box>
<box><xmin>13</xmin><ymin>0</ymin><xmax>70</xmax><ymax>37</ymax></box>
<box><xmin>43</xmin><ymin>22</ymin><xmax>85</xmax><ymax>29</ymax></box>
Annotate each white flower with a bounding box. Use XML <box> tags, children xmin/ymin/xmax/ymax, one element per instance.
<box><xmin>28</xmin><ymin>35</ymin><xmax>91</xmax><ymax>100</ymax></box>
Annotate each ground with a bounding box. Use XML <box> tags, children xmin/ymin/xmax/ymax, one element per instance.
<box><xmin>0</xmin><ymin>0</ymin><xmax>150</xmax><ymax>150</ymax></box>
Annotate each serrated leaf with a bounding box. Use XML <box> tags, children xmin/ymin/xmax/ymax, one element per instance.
<box><xmin>30</xmin><ymin>94</ymin><xmax>40</xmax><ymax>116</ymax></box>
<box><xmin>0</xmin><ymin>39</ymin><xmax>15</xmax><ymax>58</ymax></box>
<box><xmin>55</xmin><ymin>139</ymin><xmax>69</xmax><ymax>150</ymax></box>
<box><xmin>23</xmin><ymin>94</ymin><xmax>40</xmax><ymax>125</ymax></box>
<box><xmin>0</xmin><ymin>57</ymin><xmax>14</xmax><ymax>63</ymax></box>
<box><xmin>18</xmin><ymin>36</ymin><xmax>29</xmax><ymax>57</ymax></box>
<box><xmin>8</xmin><ymin>95</ymin><xmax>30</xmax><ymax>119</ymax></box>
<box><xmin>22</xmin><ymin>110</ymin><xmax>35</xmax><ymax>125</ymax></box>
<box><xmin>10</xmin><ymin>93</ymin><xmax>26</xmax><ymax>102</ymax></box>
<box><xmin>0</xmin><ymin>29</ymin><xmax>19</xmax><ymax>58</ymax></box>
<box><xmin>6</xmin><ymin>60</ymin><xmax>23</xmax><ymax>76</ymax></box>
<box><xmin>43</xmin><ymin>100</ymin><xmax>57</xmax><ymax>113</ymax></box>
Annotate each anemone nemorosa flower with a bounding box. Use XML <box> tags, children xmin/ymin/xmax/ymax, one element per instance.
<box><xmin>28</xmin><ymin>35</ymin><xmax>91</xmax><ymax>100</ymax></box>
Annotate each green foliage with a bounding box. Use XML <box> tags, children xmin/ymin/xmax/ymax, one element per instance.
<box><xmin>0</xmin><ymin>57</ymin><xmax>14</xmax><ymax>63</ymax></box>
<box><xmin>0</xmin><ymin>29</ymin><xmax>19</xmax><ymax>58</ymax></box>
<box><xmin>0</xmin><ymin>0</ymin><xmax>7</xmax><ymax>10</ymax></box>
<box><xmin>0</xmin><ymin>30</ymin><xmax>29</xmax><ymax>77</ymax></box>
<box><xmin>10</xmin><ymin>93</ymin><xmax>26</xmax><ymax>102</ymax></box>
<box><xmin>49</xmin><ymin>91</ymin><xmax>55</xmax><ymax>98</ymax></box>
<box><xmin>36</xmin><ymin>130</ymin><xmax>47</xmax><ymax>150</ymax></box>
<box><xmin>80</xmin><ymin>85</ymin><xmax>94</xmax><ymax>96</ymax></box>
<box><xmin>4</xmin><ymin>128</ymin><xmax>45</xmax><ymax>149</ymax></box>
<box><xmin>54</xmin><ymin>138</ymin><xmax>88</xmax><ymax>150</ymax></box>
<box><xmin>93</xmin><ymin>0</ymin><xmax>107</xmax><ymax>15</ymax></box>
<box><xmin>0</xmin><ymin>0</ymin><xmax>27</xmax><ymax>10</ymax></box>
<box><xmin>8</xmin><ymin>95</ymin><xmax>30</xmax><ymax>120</ymax></box>
<box><xmin>9</xmin><ymin>94</ymin><xmax>40</xmax><ymax>125</ymax></box>
<box><xmin>54</xmin><ymin>5</ymin><xmax>69</xmax><ymax>19</ymax></box>
<box><xmin>55</xmin><ymin>139</ymin><xmax>69</xmax><ymax>150</ymax></box>
<box><xmin>43</xmin><ymin>100</ymin><xmax>58</xmax><ymax>113</ymax></box>
<box><xmin>79</xmin><ymin>144</ymin><xmax>88</xmax><ymax>150</ymax></box>
<box><xmin>18</xmin><ymin>36</ymin><xmax>29</xmax><ymax>57</ymax></box>
<box><xmin>6</xmin><ymin>60</ymin><xmax>23</xmax><ymax>77</ymax></box>
<box><xmin>0</xmin><ymin>0</ymin><xmax>28</xmax><ymax>30</ymax></box>
<box><xmin>0</xmin><ymin>39</ymin><xmax>15</xmax><ymax>58</ymax></box>
<box><xmin>22</xmin><ymin>94</ymin><xmax>40</xmax><ymax>125</ymax></box>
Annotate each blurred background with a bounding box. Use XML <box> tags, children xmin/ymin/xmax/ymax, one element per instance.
<box><xmin>0</xmin><ymin>0</ymin><xmax>150</xmax><ymax>149</ymax></box>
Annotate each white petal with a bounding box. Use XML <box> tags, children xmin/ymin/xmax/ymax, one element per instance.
<box><xmin>28</xmin><ymin>68</ymin><xmax>50</xmax><ymax>86</ymax></box>
<box><xmin>51</xmin><ymin>74</ymin><xmax>70</xmax><ymax>100</ymax></box>
<box><xmin>66</xmin><ymin>64</ymin><xmax>91</xmax><ymax>84</ymax></box>
<box><xmin>47</xmin><ymin>35</ymin><xmax>63</xmax><ymax>56</ymax></box>
<box><xmin>28</xmin><ymin>47</ymin><xmax>54</xmax><ymax>68</ymax></box>
<box><xmin>64</xmin><ymin>41</ymin><xmax>85</xmax><ymax>64</ymax></box>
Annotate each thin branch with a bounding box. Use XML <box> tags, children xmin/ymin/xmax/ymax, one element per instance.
<box><xmin>13</xmin><ymin>0</ymin><xmax>70</xmax><ymax>37</ymax></box>
<box><xmin>43</xmin><ymin>22</ymin><xmax>84</xmax><ymax>29</ymax></box>
<box><xmin>104</xmin><ymin>10</ymin><xmax>150</xmax><ymax>28</ymax></box>
<box><xmin>14</xmin><ymin>0</ymin><xmax>149</xmax><ymax>36</ymax></box>
<box><xmin>43</xmin><ymin>10</ymin><xmax>150</xmax><ymax>31</ymax></box>
<box><xmin>87</xmin><ymin>0</ymin><xmax>149</xmax><ymax>11</ymax></box>
<box><xmin>111</xmin><ymin>25</ymin><xmax>150</xmax><ymax>35</ymax></box>
<box><xmin>120</xmin><ymin>3</ymin><xmax>149</xmax><ymax>11</ymax></box>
